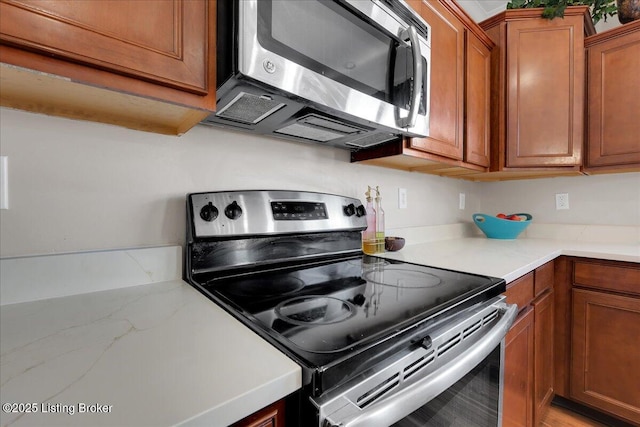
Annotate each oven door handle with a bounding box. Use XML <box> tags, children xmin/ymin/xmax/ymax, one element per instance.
<box><xmin>398</xmin><ymin>25</ymin><xmax>423</xmax><ymax>129</ymax></box>
<box><xmin>323</xmin><ymin>302</ymin><xmax>518</xmax><ymax>427</ymax></box>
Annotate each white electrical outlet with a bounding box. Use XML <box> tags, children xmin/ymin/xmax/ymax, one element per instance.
<box><xmin>0</xmin><ymin>156</ymin><xmax>7</xmax><ymax>210</ymax></box>
<box><xmin>398</xmin><ymin>188</ymin><xmax>407</xmax><ymax>209</ymax></box>
<box><xmin>555</xmin><ymin>193</ymin><xmax>569</xmax><ymax>210</ymax></box>
<box><xmin>459</xmin><ymin>193</ymin><xmax>466</xmax><ymax>210</ymax></box>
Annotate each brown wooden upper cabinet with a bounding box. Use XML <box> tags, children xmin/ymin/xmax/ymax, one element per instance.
<box><xmin>584</xmin><ymin>20</ymin><xmax>640</xmax><ymax>173</ymax></box>
<box><xmin>464</xmin><ymin>30</ymin><xmax>492</xmax><ymax>168</ymax></box>
<box><xmin>411</xmin><ymin>0</ymin><xmax>492</xmax><ymax>168</ymax></box>
<box><xmin>409</xmin><ymin>0</ymin><xmax>466</xmax><ymax>161</ymax></box>
<box><xmin>0</xmin><ymin>0</ymin><xmax>216</xmax><ymax>135</ymax></box>
<box><xmin>351</xmin><ymin>0</ymin><xmax>493</xmax><ymax>178</ymax></box>
<box><xmin>480</xmin><ymin>7</ymin><xmax>595</xmax><ymax>174</ymax></box>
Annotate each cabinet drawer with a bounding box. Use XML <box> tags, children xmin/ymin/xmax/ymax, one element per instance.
<box><xmin>534</xmin><ymin>260</ymin><xmax>554</xmax><ymax>297</ymax></box>
<box><xmin>574</xmin><ymin>261</ymin><xmax>640</xmax><ymax>296</ymax></box>
<box><xmin>505</xmin><ymin>272</ymin><xmax>534</xmax><ymax>311</ymax></box>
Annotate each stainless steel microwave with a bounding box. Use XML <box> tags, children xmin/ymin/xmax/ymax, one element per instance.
<box><xmin>202</xmin><ymin>0</ymin><xmax>431</xmax><ymax>150</ymax></box>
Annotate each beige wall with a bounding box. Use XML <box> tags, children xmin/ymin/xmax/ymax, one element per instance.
<box><xmin>1</xmin><ymin>108</ymin><xmax>638</xmax><ymax>257</ymax></box>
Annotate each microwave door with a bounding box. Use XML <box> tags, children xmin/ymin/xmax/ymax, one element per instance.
<box><xmin>256</xmin><ymin>1</ymin><xmax>396</xmax><ymax>101</ymax></box>
<box><xmin>242</xmin><ymin>0</ymin><xmax>429</xmax><ymax>137</ymax></box>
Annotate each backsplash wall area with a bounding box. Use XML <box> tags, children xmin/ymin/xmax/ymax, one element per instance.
<box><xmin>479</xmin><ymin>174</ymin><xmax>640</xmax><ymax>226</ymax></box>
<box><xmin>1</xmin><ymin>108</ymin><xmax>638</xmax><ymax>257</ymax></box>
<box><xmin>0</xmin><ymin>108</ymin><xmax>479</xmax><ymax>257</ymax></box>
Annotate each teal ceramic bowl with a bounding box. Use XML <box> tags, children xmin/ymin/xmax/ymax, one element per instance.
<box><xmin>472</xmin><ymin>213</ymin><xmax>532</xmax><ymax>239</ymax></box>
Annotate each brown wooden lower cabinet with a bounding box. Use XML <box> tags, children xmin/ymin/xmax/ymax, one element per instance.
<box><xmin>553</xmin><ymin>257</ymin><xmax>640</xmax><ymax>426</ymax></box>
<box><xmin>503</xmin><ymin>260</ymin><xmax>555</xmax><ymax>427</ymax></box>
<box><xmin>570</xmin><ymin>288</ymin><xmax>640</xmax><ymax>425</ymax></box>
<box><xmin>533</xmin><ymin>290</ymin><xmax>554</xmax><ymax>425</ymax></box>
<box><xmin>231</xmin><ymin>399</ymin><xmax>285</xmax><ymax>427</ymax></box>
<box><xmin>504</xmin><ymin>306</ymin><xmax>535</xmax><ymax>427</ymax></box>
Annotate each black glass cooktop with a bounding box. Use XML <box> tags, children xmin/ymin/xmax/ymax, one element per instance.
<box><xmin>200</xmin><ymin>256</ymin><xmax>505</xmax><ymax>355</ymax></box>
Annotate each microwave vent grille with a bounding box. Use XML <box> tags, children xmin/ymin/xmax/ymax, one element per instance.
<box><xmin>301</xmin><ymin>115</ymin><xmax>364</xmax><ymax>135</ymax></box>
<box><xmin>275</xmin><ymin>114</ymin><xmax>366</xmax><ymax>143</ymax></box>
<box><xmin>346</xmin><ymin>133</ymin><xmax>398</xmax><ymax>148</ymax></box>
<box><xmin>275</xmin><ymin>122</ymin><xmax>344</xmax><ymax>142</ymax></box>
<box><xmin>216</xmin><ymin>92</ymin><xmax>285</xmax><ymax>124</ymax></box>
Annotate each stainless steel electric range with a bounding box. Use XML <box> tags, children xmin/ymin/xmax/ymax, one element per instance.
<box><xmin>184</xmin><ymin>190</ymin><xmax>517</xmax><ymax>426</ymax></box>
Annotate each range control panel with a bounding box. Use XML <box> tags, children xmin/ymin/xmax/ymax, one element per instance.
<box><xmin>271</xmin><ymin>201</ymin><xmax>327</xmax><ymax>220</ymax></box>
<box><xmin>189</xmin><ymin>190</ymin><xmax>367</xmax><ymax>238</ymax></box>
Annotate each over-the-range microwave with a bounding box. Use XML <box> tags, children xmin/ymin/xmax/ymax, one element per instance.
<box><xmin>201</xmin><ymin>0</ymin><xmax>431</xmax><ymax>150</ymax></box>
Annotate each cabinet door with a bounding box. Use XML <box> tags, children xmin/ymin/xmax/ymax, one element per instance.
<box><xmin>465</xmin><ymin>31</ymin><xmax>491</xmax><ymax>167</ymax></box>
<box><xmin>0</xmin><ymin>0</ymin><xmax>208</xmax><ymax>94</ymax></box>
<box><xmin>586</xmin><ymin>23</ymin><xmax>640</xmax><ymax>169</ymax></box>
<box><xmin>533</xmin><ymin>290</ymin><xmax>554</xmax><ymax>425</ymax></box>
<box><xmin>408</xmin><ymin>0</ymin><xmax>464</xmax><ymax>161</ymax></box>
<box><xmin>571</xmin><ymin>289</ymin><xmax>640</xmax><ymax>424</ymax></box>
<box><xmin>504</xmin><ymin>306</ymin><xmax>534</xmax><ymax>427</ymax></box>
<box><xmin>504</xmin><ymin>16</ymin><xmax>584</xmax><ymax>167</ymax></box>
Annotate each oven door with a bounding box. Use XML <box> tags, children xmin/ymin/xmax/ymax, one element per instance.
<box><xmin>314</xmin><ymin>298</ymin><xmax>518</xmax><ymax>427</ymax></box>
<box><xmin>392</xmin><ymin>345</ymin><xmax>503</xmax><ymax>426</ymax></box>
<box><xmin>238</xmin><ymin>0</ymin><xmax>430</xmax><ymax>137</ymax></box>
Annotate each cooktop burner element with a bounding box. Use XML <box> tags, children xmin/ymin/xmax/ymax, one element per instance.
<box><xmin>224</xmin><ymin>276</ymin><xmax>305</xmax><ymax>297</ymax></box>
<box><xmin>275</xmin><ymin>296</ymin><xmax>355</xmax><ymax>325</ymax></box>
<box><xmin>363</xmin><ymin>268</ymin><xmax>442</xmax><ymax>288</ymax></box>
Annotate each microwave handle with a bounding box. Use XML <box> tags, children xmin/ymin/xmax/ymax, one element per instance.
<box><xmin>399</xmin><ymin>25</ymin><xmax>423</xmax><ymax>129</ymax></box>
<box><xmin>322</xmin><ymin>302</ymin><xmax>518</xmax><ymax>427</ymax></box>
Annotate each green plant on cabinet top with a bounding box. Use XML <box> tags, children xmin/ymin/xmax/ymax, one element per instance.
<box><xmin>506</xmin><ymin>0</ymin><xmax>617</xmax><ymax>23</ymax></box>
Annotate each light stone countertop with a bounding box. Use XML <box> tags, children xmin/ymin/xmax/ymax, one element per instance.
<box><xmin>379</xmin><ymin>236</ymin><xmax>639</xmax><ymax>283</ymax></box>
<box><xmin>381</xmin><ymin>223</ymin><xmax>639</xmax><ymax>283</ymax></box>
<box><xmin>0</xmin><ymin>248</ymin><xmax>301</xmax><ymax>427</ymax></box>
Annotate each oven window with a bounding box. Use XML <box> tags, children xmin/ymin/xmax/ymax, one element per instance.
<box><xmin>392</xmin><ymin>346</ymin><xmax>501</xmax><ymax>427</ymax></box>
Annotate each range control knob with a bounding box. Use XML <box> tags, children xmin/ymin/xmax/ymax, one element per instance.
<box><xmin>199</xmin><ymin>202</ymin><xmax>219</xmax><ymax>222</ymax></box>
<box><xmin>355</xmin><ymin>205</ymin><xmax>366</xmax><ymax>217</ymax></box>
<box><xmin>224</xmin><ymin>201</ymin><xmax>243</xmax><ymax>220</ymax></box>
<box><xmin>343</xmin><ymin>203</ymin><xmax>356</xmax><ymax>217</ymax></box>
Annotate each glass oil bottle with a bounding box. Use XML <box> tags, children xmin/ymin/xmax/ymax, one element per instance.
<box><xmin>362</xmin><ymin>186</ymin><xmax>377</xmax><ymax>254</ymax></box>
